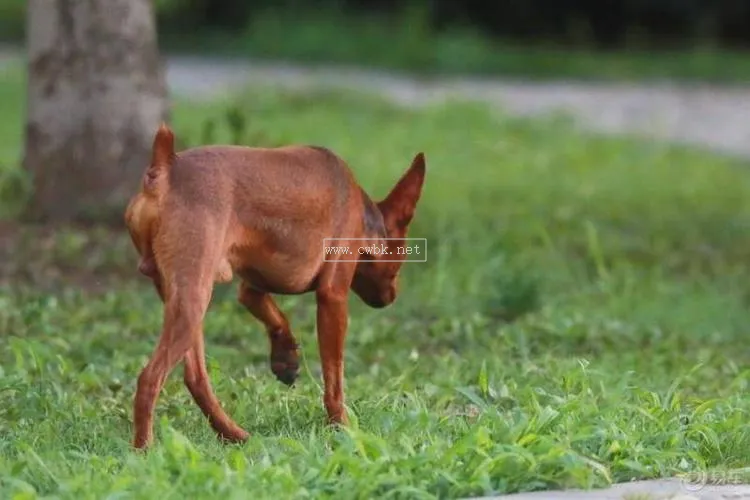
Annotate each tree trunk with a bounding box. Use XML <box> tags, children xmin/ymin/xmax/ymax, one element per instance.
<box><xmin>23</xmin><ymin>0</ymin><xmax>169</xmax><ymax>224</ymax></box>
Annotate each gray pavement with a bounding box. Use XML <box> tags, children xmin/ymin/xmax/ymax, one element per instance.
<box><xmin>468</xmin><ymin>478</ymin><xmax>750</xmax><ymax>500</ymax></box>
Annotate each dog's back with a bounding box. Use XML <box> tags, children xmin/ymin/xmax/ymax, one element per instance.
<box><xmin>167</xmin><ymin>145</ymin><xmax>355</xmax><ymax>230</ymax></box>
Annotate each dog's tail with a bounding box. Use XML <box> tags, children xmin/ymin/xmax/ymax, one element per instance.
<box><xmin>143</xmin><ymin>122</ymin><xmax>176</xmax><ymax>194</ymax></box>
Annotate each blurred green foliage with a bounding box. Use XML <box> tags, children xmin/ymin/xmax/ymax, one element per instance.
<box><xmin>2</xmin><ymin>0</ymin><xmax>750</xmax><ymax>81</ymax></box>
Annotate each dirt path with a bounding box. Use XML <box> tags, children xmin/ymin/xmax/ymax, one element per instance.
<box><xmin>164</xmin><ymin>56</ymin><xmax>750</xmax><ymax>159</ymax></box>
<box><xmin>2</xmin><ymin>46</ymin><xmax>748</xmax><ymax>158</ymax></box>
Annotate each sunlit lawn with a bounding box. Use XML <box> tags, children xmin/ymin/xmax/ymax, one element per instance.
<box><xmin>2</xmin><ymin>64</ymin><xmax>750</xmax><ymax>498</ymax></box>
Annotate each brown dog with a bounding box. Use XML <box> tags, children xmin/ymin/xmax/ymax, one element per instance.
<box><xmin>124</xmin><ymin>123</ymin><xmax>426</xmax><ymax>449</ymax></box>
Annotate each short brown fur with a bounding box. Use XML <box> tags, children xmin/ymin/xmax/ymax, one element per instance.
<box><xmin>124</xmin><ymin>123</ymin><xmax>426</xmax><ymax>448</ymax></box>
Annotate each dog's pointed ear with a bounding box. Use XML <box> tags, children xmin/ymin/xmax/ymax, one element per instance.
<box><xmin>378</xmin><ymin>152</ymin><xmax>426</xmax><ymax>229</ymax></box>
<box><xmin>151</xmin><ymin>122</ymin><xmax>175</xmax><ymax>167</ymax></box>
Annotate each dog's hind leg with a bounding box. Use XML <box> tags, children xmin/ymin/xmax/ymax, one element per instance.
<box><xmin>135</xmin><ymin>246</ymin><xmax>247</xmax><ymax>446</ymax></box>
<box><xmin>183</xmin><ymin>333</ymin><xmax>249</xmax><ymax>443</ymax></box>
<box><xmin>133</xmin><ymin>282</ymin><xmax>212</xmax><ymax>448</ymax></box>
<box><xmin>238</xmin><ymin>281</ymin><xmax>300</xmax><ymax>386</ymax></box>
<box><xmin>132</xmin><ymin>225</ymin><xmax>229</xmax><ymax>449</ymax></box>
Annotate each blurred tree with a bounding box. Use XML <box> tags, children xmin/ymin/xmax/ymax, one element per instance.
<box><xmin>23</xmin><ymin>0</ymin><xmax>169</xmax><ymax>224</ymax></box>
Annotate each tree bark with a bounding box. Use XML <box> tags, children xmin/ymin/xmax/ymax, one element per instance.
<box><xmin>23</xmin><ymin>0</ymin><xmax>169</xmax><ymax>224</ymax></box>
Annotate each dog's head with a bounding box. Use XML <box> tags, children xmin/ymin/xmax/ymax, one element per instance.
<box><xmin>351</xmin><ymin>152</ymin><xmax>426</xmax><ymax>308</ymax></box>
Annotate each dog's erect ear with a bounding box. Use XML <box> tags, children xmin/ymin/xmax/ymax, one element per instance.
<box><xmin>151</xmin><ymin>122</ymin><xmax>175</xmax><ymax>167</ymax></box>
<box><xmin>378</xmin><ymin>152</ymin><xmax>426</xmax><ymax>229</ymax></box>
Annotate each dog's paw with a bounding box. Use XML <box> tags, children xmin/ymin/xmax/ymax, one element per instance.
<box><xmin>325</xmin><ymin>408</ymin><xmax>349</xmax><ymax>427</ymax></box>
<box><xmin>270</xmin><ymin>347</ymin><xmax>299</xmax><ymax>386</ymax></box>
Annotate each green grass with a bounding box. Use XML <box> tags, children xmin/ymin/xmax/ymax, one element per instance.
<box><xmin>157</xmin><ymin>8</ymin><xmax>750</xmax><ymax>83</ymax></box>
<box><xmin>3</xmin><ymin>62</ymin><xmax>750</xmax><ymax>498</ymax></box>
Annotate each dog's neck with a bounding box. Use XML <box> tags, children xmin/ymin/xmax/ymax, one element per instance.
<box><xmin>360</xmin><ymin>187</ymin><xmax>387</xmax><ymax>240</ymax></box>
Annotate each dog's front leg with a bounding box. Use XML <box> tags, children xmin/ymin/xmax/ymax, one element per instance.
<box><xmin>238</xmin><ymin>282</ymin><xmax>300</xmax><ymax>386</ymax></box>
<box><xmin>315</xmin><ymin>286</ymin><xmax>350</xmax><ymax>425</ymax></box>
